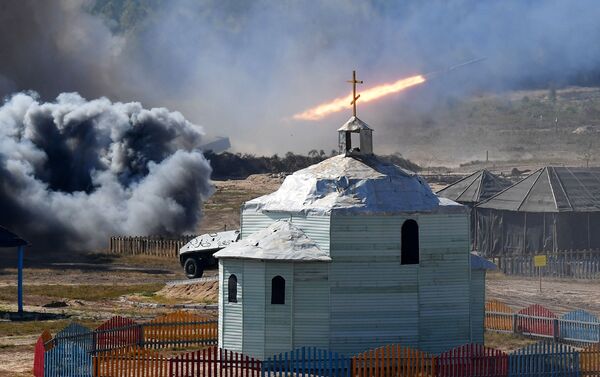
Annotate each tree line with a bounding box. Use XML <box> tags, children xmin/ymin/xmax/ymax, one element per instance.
<box><xmin>205</xmin><ymin>150</ymin><xmax>421</xmax><ymax>180</ymax></box>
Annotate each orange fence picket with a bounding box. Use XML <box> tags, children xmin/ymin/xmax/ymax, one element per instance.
<box><xmin>143</xmin><ymin>311</ymin><xmax>217</xmax><ymax>349</ymax></box>
<box><xmin>351</xmin><ymin>343</ymin><xmax>435</xmax><ymax>377</ymax></box>
<box><xmin>95</xmin><ymin>316</ymin><xmax>142</xmax><ymax>352</ymax></box>
<box><xmin>485</xmin><ymin>300</ymin><xmax>514</xmax><ymax>332</ymax></box>
<box><xmin>580</xmin><ymin>343</ymin><xmax>600</xmax><ymax>375</ymax></box>
<box><xmin>93</xmin><ymin>347</ymin><xmax>169</xmax><ymax>377</ymax></box>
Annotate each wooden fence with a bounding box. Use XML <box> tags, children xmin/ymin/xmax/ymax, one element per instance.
<box><xmin>485</xmin><ymin>300</ymin><xmax>600</xmax><ymax>346</ymax></box>
<box><xmin>170</xmin><ymin>346</ymin><xmax>262</xmax><ymax>377</ymax></box>
<box><xmin>108</xmin><ymin>235</ymin><xmax>197</xmax><ymax>257</ymax></box>
<box><xmin>36</xmin><ymin>311</ymin><xmax>218</xmax><ymax>377</ymax></box>
<box><xmin>498</xmin><ymin>251</ymin><xmax>600</xmax><ymax>279</ymax></box>
<box><xmin>37</xmin><ymin>339</ymin><xmax>600</xmax><ymax>377</ymax></box>
<box><xmin>352</xmin><ymin>344</ymin><xmax>435</xmax><ymax>377</ymax></box>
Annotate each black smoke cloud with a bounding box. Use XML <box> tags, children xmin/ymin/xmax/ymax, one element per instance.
<box><xmin>0</xmin><ymin>92</ymin><xmax>213</xmax><ymax>251</ymax></box>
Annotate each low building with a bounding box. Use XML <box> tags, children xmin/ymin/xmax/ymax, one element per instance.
<box><xmin>215</xmin><ymin>115</ymin><xmax>494</xmax><ymax>358</ymax></box>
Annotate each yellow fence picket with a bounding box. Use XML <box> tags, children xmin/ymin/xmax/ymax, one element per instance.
<box><xmin>485</xmin><ymin>299</ymin><xmax>514</xmax><ymax>332</ymax></box>
<box><xmin>352</xmin><ymin>344</ymin><xmax>435</xmax><ymax>377</ymax></box>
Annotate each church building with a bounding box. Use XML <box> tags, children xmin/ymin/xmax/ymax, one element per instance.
<box><xmin>214</xmin><ymin>72</ymin><xmax>493</xmax><ymax>358</ymax></box>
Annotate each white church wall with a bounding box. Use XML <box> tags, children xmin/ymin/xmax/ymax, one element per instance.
<box><xmin>221</xmin><ymin>259</ymin><xmax>244</xmax><ymax>352</ymax></box>
<box><xmin>264</xmin><ymin>263</ymin><xmax>294</xmax><ymax>356</ymax></box>
<box><xmin>329</xmin><ymin>212</ymin><xmax>471</xmax><ymax>354</ymax></box>
<box><xmin>292</xmin><ymin>263</ymin><xmax>330</xmax><ymax>349</ymax></box>
<box><xmin>242</xmin><ymin>260</ymin><xmax>266</xmax><ymax>358</ymax></box>
<box><xmin>241</xmin><ymin>211</ymin><xmax>331</xmax><ymax>254</ymax></box>
<box><xmin>418</xmin><ymin>213</ymin><xmax>471</xmax><ymax>354</ymax></box>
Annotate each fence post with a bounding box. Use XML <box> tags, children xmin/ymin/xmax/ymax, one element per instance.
<box><xmin>553</xmin><ymin>318</ymin><xmax>559</xmax><ymax>341</ymax></box>
<box><xmin>139</xmin><ymin>324</ymin><xmax>145</xmax><ymax>348</ymax></box>
<box><xmin>513</xmin><ymin>313</ymin><xmax>519</xmax><ymax>335</ymax></box>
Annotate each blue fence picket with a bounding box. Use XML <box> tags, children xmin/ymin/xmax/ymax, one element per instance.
<box><xmin>53</xmin><ymin>323</ymin><xmax>94</xmax><ymax>353</ymax></box>
<box><xmin>44</xmin><ymin>342</ymin><xmax>92</xmax><ymax>377</ymax></box>
<box><xmin>559</xmin><ymin>310</ymin><xmax>600</xmax><ymax>343</ymax></box>
<box><xmin>261</xmin><ymin>346</ymin><xmax>350</xmax><ymax>377</ymax></box>
<box><xmin>508</xmin><ymin>341</ymin><xmax>580</xmax><ymax>377</ymax></box>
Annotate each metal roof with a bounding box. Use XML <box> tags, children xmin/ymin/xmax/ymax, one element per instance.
<box><xmin>0</xmin><ymin>226</ymin><xmax>27</xmax><ymax>248</ymax></box>
<box><xmin>470</xmin><ymin>253</ymin><xmax>496</xmax><ymax>270</ymax></box>
<box><xmin>337</xmin><ymin>116</ymin><xmax>373</xmax><ymax>132</ymax></box>
<box><xmin>213</xmin><ymin>220</ymin><xmax>331</xmax><ymax>261</ymax></box>
<box><xmin>244</xmin><ymin>154</ymin><xmax>464</xmax><ymax>215</ymax></box>
<box><xmin>437</xmin><ymin>170</ymin><xmax>512</xmax><ymax>204</ymax></box>
<box><xmin>476</xmin><ymin>166</ymin><xmax>600</xmax><ymax>212</ymax></box>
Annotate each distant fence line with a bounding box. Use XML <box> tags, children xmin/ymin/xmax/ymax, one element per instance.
<box><xmin>108</xmin><ymin>235</ymin><xmax>197</xmax><ymax>258</ymax></box>
<box><xmin>496</xmin><ymin>250</ymin><xmax>600</xmax><ymax>279</ymax></box>
<box><xmin>486</xmin><ymin>299</ymin><xmax>600</xmax><ymax>345</ymax></box>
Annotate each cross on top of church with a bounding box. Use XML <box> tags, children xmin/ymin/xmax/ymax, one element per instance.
<box><xmin>347</xmin><ymin>70</ymin><xmax>363</xmax><ymax>117</ymax></box>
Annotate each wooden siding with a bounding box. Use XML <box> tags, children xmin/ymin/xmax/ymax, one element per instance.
<box><xmin>242</xmin><ymin>261</ymin><xmax>266</xmax><ymax>359</ymax></box>
<box><xmin>264</xmin><ymin>264</ymin><xmax>293</xmax><ymax>356</ymax></box>
<box><xmin>292</xmin><ymin>263</ymin><xmax>330</xmax><ymax>349</ymax></box>
<box><xmin>222</xmin><ymin>260</ymin><xmax>243</xmax><ymax>352</ymax></box>
<box><xmin>470</xmin><ymin>270</ymin><xmax>486</xmax><ymax>344</ymax></box>
<box><xmin>241</xmin><ymin>212</ymin><xmax>331</xmax><ymax>254</ymax></box>
<box><xmin>330</xmin><ymin>213</ymin><xmax>471</xmax><ymax>355</ymax></box>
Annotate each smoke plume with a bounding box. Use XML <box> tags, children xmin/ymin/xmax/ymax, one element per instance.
<box><xmin>0</xmin><ymin>92</ymin><xmax>213</xmax><ymax>251</ymax></box>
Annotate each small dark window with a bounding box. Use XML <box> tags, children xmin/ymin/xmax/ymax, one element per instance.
<box><xmin>228</xmin><ymin>274</ymin><xmax>238</xmax><ymax>303</ymax></box>
<box><xmin>401</xmin><ymin>219</ymin><xmax>419</xmax><ymax>265</ymax></box>
<box><xmin>271</xmin><ymin>275</ymin><xmax>285</xmax><ymax>304</ymax></box>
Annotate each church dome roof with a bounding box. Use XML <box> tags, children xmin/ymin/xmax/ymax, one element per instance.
<box><xmin>244</xmin><ymin>154</ymin><xmax>464</xmax><ymax>215</ymax></box>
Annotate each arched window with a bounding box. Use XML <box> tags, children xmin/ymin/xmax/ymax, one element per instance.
<box><xmin>271</xmin><ymin>275</ymin><xmax>285</xmax><ymax>305</ymax></box>
<box><xmin>228</xmin><ymin>274</ymin><xmax>238</xmax><ymax>303</ymax></box>
<box><xmin>401</xmin><ymin>219</ymin><xmax>419</xmax><ymax>265</ymax></box>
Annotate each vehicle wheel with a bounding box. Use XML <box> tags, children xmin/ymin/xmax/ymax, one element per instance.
<box><xmin>184</xmin><ymin>258</ymin><xmax>204</xmax><ymax>279</ymax></box>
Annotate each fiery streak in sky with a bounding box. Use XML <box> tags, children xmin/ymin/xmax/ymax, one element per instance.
<box><xmin>293</xmin><ymin>74</ymin><xmax>426</xmax><ymax>121</ymax></box>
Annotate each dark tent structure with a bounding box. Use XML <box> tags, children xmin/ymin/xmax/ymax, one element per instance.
<box><xmin>0</xmin><ymin>226</ymin><xmax>27</xmax><ymax>314</ymax></box>
<box><xmin>437</xmin><ymin>169</ymin><xmax>512</xmax><ymax>205</ymax></box>
<box><xmin>474</xmin><ymin>166</ymin><xmax>600</xmax><ymax>257</ymax></box>
<box><xmin>437</xmin><ymin>170</ymin><xmax>512</xmax><ymax>249</ymax></box>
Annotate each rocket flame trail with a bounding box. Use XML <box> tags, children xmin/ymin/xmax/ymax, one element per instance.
<box><xmin>293</xmin><ymin>74</ymin><xmax>426</xmax><ymax>121</ymax></box>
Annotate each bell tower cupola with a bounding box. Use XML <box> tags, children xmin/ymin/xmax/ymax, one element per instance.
<box><xmin>338</xmin><ymin>70</ymin><xmax>373</xmax><ymax>156</ymax></box>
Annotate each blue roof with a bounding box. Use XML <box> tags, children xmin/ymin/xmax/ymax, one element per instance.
<box><xmin>470</xmin><ymin>253</ymin><xmax>496</xmax><ymax>270</ymax></box>
<box><xmin>0</xmin><ymin>226</ymin><xmax>27</xmax><ymax>248</ymax></box>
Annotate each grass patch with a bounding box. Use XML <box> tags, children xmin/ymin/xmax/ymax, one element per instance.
<box><xmin>485</xmin><ymin>330</ymin><xmax>537</xmax><ymax>352</ymax></box>
<box><xmin>0</xmin><ymin>283</ymin><xmax>164</xmax><ymax>302</ymax></box>
<box><xmin>0</xmin><ymin>319</ymin><xmax>102</xmax><ymax>337</ymax></box>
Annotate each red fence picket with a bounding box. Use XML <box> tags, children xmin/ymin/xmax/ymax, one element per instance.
<box><xmin>436</xmin><ymin>344</ymin><xmax>508</xmax><ymax>377</ymax></box>
<box><xmin>95</xmin><ymin>316</ymin><xmax>142</xmax><ymax>352</ymax></box>
<box><xmin>33</xmin><ymin>330</ymin><xmax>52</xmax><ymax>377</ymax></box>
<box><xmin>169</xmin><ymin>346</ymin><xmax>262</xmax><ymax>377</ymax></box>
<box><xmin>516</xmin><ymin>304</ymin><xmax>557</xmax><ymax>338</ymax></box>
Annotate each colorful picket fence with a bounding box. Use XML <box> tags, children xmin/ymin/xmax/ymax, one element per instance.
<box><xmin>169</xmin><ymin>346</ymin><xmax>262</xmax><ymax>377</ymax></box>
<box><xmin>262</xmin><ymin>347</ymin><xmax>351</xmax><ymax>377</ymax></box>
<box><xmin>437</xmin><ymin>344</ymin><xmax>508</xmax><ymax>377</ymax></box>
<box><xmin>33</xmin><ymin>329</ymin><xmax>52</xmax><ymax>377</ymax></box>
<box><xmin>508</xmin><ymin>342</ymin><xmax>579</xmax><ymax>376</ymax></box>
<box><xmin>352</xmin><ymin>344</ymin><xmax>435</xmax><ymax>377</ymax></box>
<box><xmin>45</xmin><ymin>342</ymin><xmax>93</xmax><ymax>377</ymax></box>
<box><xmin>516</xmin><ymin>304</ymin><xmax>557</xmax><ymax>338</ymax></box>
<box><xmin>580</xmin><ymin>343</ymin><xmax>600</xmax><ymax>375</ymax></box>
<box><xmin>93</xmin><ymin>347</ymin><xmax>169</xmax><ymax>377</ymax></box>
<box><xmin>559</xmin><ymin>310</ymin><xmax>600</xmax><ymax>343</ymax></box>
<box><xmin>485</xmin><ymin>300</ymin><xmax>600</xmax><ymax>345</ymax></box>
<box><xmin>95</xmin><ymin>316</ymin><xmax>143</xmax><ymax>352</ymax></box>
<box><xmin>486</xmin><ymin>300</ymin><xmax>514</xmax><ymax>333</ymax></box>
<box><xmin>143</xmin><ymin>311</ymin><xmax>217</xmax><ymax>348</ymax></box>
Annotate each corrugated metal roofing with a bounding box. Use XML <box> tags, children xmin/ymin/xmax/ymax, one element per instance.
<box><xmin>244</xmin><ymin>154</ymin><xmax>464</xmax><ymax>215</ymax></box>
<box><xmin>437</xmin><ymin>170</ymin><xmax>512</xmax><ymax>204</ymax></box>
<box><xmin>477</xmin><ymin>167</ymin><xmax>600</xmax><ymax>212</ymax></box>
<box><xmin>0</xmin><ymin>226</ymin><xmax>27</xmax><ymax>248</ymax></box>
<box><xmin>337</xmin><ymin>116</ymin><xmax>372</xmax><ymax>132</ymax></box>
<box><xmin>214</xmin><ymin>220</ymin><xmax>331</xmax><ymax>261</ymax></box>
